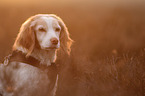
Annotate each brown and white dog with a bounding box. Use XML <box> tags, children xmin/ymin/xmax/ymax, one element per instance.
<box><xmin>0</xmin><ymin>14</ymin><xmax>73</xmax><ymax>96</ymax></box>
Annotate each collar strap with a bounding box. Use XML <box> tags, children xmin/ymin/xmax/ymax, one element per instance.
<box><xmin>3</xmin><ymin>51</ymin><xmax>56</xmax><ymax>70</ymax></box>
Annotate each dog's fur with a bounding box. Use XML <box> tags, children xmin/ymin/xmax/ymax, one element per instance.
<box><xmin>0</xmin><ymin>14</ymin><xmax>73</xmax><ymax>96</ymax></box>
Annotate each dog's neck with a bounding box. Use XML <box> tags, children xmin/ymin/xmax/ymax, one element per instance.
<box><xmin>15</xmin><ymin>46</ymin><xmax>57</xmax><ymax>66</ymax></box>
<box><xmin>31</xmin><ymin>48</ymin><xmax>57</xmax><ymax>66</ymax></box>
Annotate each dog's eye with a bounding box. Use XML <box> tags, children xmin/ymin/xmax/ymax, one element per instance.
<box><xmin>55</xmin><ymin>28</ymin><xmax>61</xmax><ymax>32</ymax></box>
<box><xmin>38</xmin><ymin>27</ymin><xmax>46</xmax><ymax>32</ymax></box>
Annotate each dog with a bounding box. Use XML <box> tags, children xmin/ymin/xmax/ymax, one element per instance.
<box><xmin>0</xmin><ymin>14</ymin><xmax>73</xmax><ymax>96</ymax></box>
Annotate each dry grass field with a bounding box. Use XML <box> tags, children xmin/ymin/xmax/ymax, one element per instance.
<box><xmin>0</xmin><ymin>0</ymin><xmax>145</xmax><ymax>96</ymax></box>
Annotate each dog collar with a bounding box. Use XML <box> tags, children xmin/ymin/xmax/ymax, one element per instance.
<box><xmin>2</xmin><ymin>51</ymin><xmax>56</xmax><ymax>70</ymax></box>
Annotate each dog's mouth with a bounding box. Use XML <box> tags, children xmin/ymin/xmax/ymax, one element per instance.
<box><xmin>45</xmin><ymin>47</ymin><xmax>58</xmax><ymax>50</ymax></box>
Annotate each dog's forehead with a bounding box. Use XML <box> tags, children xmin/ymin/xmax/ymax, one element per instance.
<box><xmin>33</xmin><ymin>16</ymin><xmax>60</xmax><ymax>30</ymax></box>
<box><xmin>40</xmin><ymin>16</ymin><xmax>59</xmax><ymax>26</ymax></box>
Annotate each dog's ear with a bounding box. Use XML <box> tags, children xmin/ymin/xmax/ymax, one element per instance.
<box><xmin>13</xmin><ymin>19</ymin><xmax>36</xmax><ymax>56</ymax></box>
<box><xmin>58</xmin><ymin>18</ymin><xmax>73</xmax><ymax>55</ymax></box>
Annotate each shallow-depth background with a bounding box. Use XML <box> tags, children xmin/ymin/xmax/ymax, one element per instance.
<box><xmin>0</xmin><ymin>0</ymin><xmax>145</xmax><ymax>96</ymax></box>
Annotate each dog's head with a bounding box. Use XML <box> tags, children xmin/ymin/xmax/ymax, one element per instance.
<box><xmin>13</xmin><ymin>14</ymin><xmax>73</xmax><ymax>56</ymax></box>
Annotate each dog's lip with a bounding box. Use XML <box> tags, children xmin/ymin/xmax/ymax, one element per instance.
<box><xmin>45</xmin><ymin>47</ymin><xmax>58</xmax><ymax>50</ymax></box>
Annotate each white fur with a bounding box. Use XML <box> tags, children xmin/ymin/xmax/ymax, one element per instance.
<box><xmin>35</xmin><ymin>17</ymin><xmax>61</xmax><ymax>50</ymax></box>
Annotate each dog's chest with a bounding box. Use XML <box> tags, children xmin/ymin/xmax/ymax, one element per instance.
<box><xmin>0</xmin><ymin>62</ymin><xmax>57</xmax><ymax>96</ymax></box>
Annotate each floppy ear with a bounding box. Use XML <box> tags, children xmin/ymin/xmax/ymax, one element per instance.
<box><xmin>59</xmin><ymin>19</ymin><xmax>73</xmax><ymax>55</ymax></box>
<box><xmin>13</xmin><ymin>19</ymin><xmax>36</xmax><ymax>56</ymax></box>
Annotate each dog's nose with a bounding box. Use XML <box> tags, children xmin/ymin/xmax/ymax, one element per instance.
<box><xmin>50</xmin><ymin>38</ymin><xmax>58</xmax><ymax>45</ymax></box>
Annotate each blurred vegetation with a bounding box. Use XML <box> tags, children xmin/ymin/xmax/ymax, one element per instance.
<box><xmin>0</xmin><ymin>0</ymin><xmax>145</xmax><ymax>96</ymax></box>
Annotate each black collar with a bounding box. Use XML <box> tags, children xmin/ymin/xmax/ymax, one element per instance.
<box><xmin>3</xmin><ymin>51</ymin><xmax>56</xmax><ymax>70</ymax></box>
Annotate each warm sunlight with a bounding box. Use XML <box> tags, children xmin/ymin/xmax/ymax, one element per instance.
<box><xmin>0</xmin><ymin>0</ymin><xmax>144</xmax><ymax>96</ymax></box>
